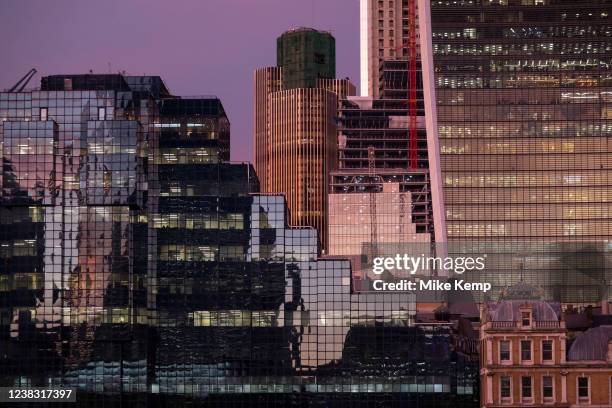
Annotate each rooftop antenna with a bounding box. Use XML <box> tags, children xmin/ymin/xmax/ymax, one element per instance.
<box><xmin>368</xmin><ymin>146</ymin><xmax>378</xmax><ymax>271</ymax></box>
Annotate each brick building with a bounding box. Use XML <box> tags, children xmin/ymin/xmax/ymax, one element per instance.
<box><xmin>480</xmin><ymin>283</ymin><xmax>612</xmax><ymax>407</ymax></box>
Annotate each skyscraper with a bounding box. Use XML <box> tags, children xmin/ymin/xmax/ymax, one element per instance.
<box><xmin>0</xmin><ymin>74</ymin><xmax>158</xmax><ymax>396</ymax></box>
<box><xmin>360</xmin><ymin>0</ymin><xmax>612</xmax><ymax>304</ymax></box>
<box><xmin>335</xmin><ymin>0</ymin><xmax>446</xmax><ymax>282</ymax></box>
<box><xmin>1</xmin><ymin>73</ymin><xmax>479</xmax><ymax>407</ymax></box>
<box><xmin>430</xmin><ymin>0</ymin><xmax>612</xmax><ymax>303</ymax></box>
<box><xmin>254</xmin><ymin>28</ymin><xmax>356</xmax><ymax>252</ymax></box>
<box><xmin>0</xmin><ymin>74</ymin><xmax>245</xmax><ymax>401</ymax></box>
<box><xmin>359</xmin><ymin>0</ymin><xmax>420</xmax><ymax>97</ymax></box>
<box><xmin>277</xmin><ymin>28</ymin><xmax>336</xmax><ymax>90</ymax></box>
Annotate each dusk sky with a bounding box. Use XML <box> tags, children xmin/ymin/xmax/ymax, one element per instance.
<box><xmin>0</xmin><ymin>0</ymin><xmax>360</xmax><ymax>162</ymax></box>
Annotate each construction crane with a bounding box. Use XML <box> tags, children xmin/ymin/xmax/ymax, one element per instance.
<box><xmin>394</xmin><ymin>0</ymin><xmax>418</xmax><ymax>170</ymax></box>
<box><xmin>368</xmin><ymin>146</ymin><xmax>378</xmax><ymax>263</ymax></box>
<box><xmin>7</xmin><ymin>68</ymin><xmax>37</xmax><ymax>92</ymax></box>
<box><xmin>407</xmin><ymin>0</ymin><xmax>418</xmax><ymax>170</ymax></box>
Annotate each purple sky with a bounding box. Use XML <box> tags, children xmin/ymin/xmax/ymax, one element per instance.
<box><xmin>0</xmin><ymin>0</ymin><xmax>360</xmax><ymax>162</ymax></box>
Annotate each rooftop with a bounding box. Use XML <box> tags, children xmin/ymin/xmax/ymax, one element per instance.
<box><xmin>490</xmin><ymin>300</ymin><xmax>559</xmax><ymax>323</ymax></box>
<box><xmin>281</xmin><ymin>26</ymin><xmax>332</xmax><ymax>36</ymax></box>
<box><xmin>568</xmin><ymin>325</ymin><xmax>612</xmax><ymax>361</ymax></box>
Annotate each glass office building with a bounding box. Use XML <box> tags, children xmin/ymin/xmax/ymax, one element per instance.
<box><xmin>430</xmin><ymin>0</ymin><xmax>612</xmax><ymax>303</ymax></box>
<box><xmin>1</xmin><ymin>75</ymin><xmax>156</xmax><ymax>397</ymax></box>
<box><xmin>1</xmin><ymin>73</ymin><xmax>477</xmax><ymax>407</ymax></box>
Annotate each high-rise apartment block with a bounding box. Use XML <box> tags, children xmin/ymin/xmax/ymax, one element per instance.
<box><xmin>254</xmin><ymin>28</ymin><xmax>356</xmax><ymax>252</ymax></box>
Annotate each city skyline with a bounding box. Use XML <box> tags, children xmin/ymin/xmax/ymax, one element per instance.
<box><xmin>1</xmin><ymin>1</ymin><xmax>611</xmax><ymax>406</ymax></box>
<box><xmin>0</xmin><ymin>71</ymin><xmax>478</xmax><ymax>406</ymax></box>
<box><xmin>0</xmin><ymin>0</ymin><xmax>361</xmax><ymax>163</ymax></box>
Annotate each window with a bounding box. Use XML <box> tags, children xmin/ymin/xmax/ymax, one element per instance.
<box><xmin>520</xmin><ymin>340</ymin><xmax>531</xmax><ymax>361</ymax></box>
<box><xmin>542</xmin><ymin>376</ymin><xmax>553</xmax><ymax>401</ymax></box>
<box><xmin>578</xmin><ymin>377</ymin><xmax>589</xmax><ymax>401</ymax></box>
<box><xmin>220</xmin><ymin>245</ymin><xmax>245</xmax><ymax>261</ymax></box>
<box><xmin>500</xmin><ymin>340</ymin><xmax>510</xmax><ymax>361</ymax></box>
<box><xmin>98</xmin><ymin>107</ymin><xmax>106</xmax><ymax>121</ymax></box>
<box><xmin>542</xmin><ymin>340</ymin><xmax>553</xmax><ymax>361</ymax></box>
<box><xmin>40</xmin><ymin>107</ymin><xmax>48</xmax><ymax>121</ymax></box>
<box><xmin>521</xmin><ymin>376</ymin><xmax>532</xmax><ymax>399</ymax></box>
<box><xmin>500</xmin><ymin>376</ymin><xmax>511</xmax><ymax>399</ymax></box>
<box><xmin>522</xmin><ymin>311</ymin><xmax>531</xmax><ymax>326</ymax></box>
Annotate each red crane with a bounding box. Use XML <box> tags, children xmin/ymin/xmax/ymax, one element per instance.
<box><xmin>395</xmin><ymin>0</ymin><xmax>418</xmax><ymax>170</ymax></box>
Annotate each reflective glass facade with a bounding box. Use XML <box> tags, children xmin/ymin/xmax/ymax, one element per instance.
<box><xmin>1</xmin><ymin>73</ymin><xmax>478</xmax><ymax>407</ymax></box>
<box><xmin>1</xmin><ymin>76</ymin><xmax>156</xmax><ymax>400</ymax></box>
<box><xmin>431</xmin><ymin>0</ymin><xmax>612</xmax><ymax>301</ymax></box>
